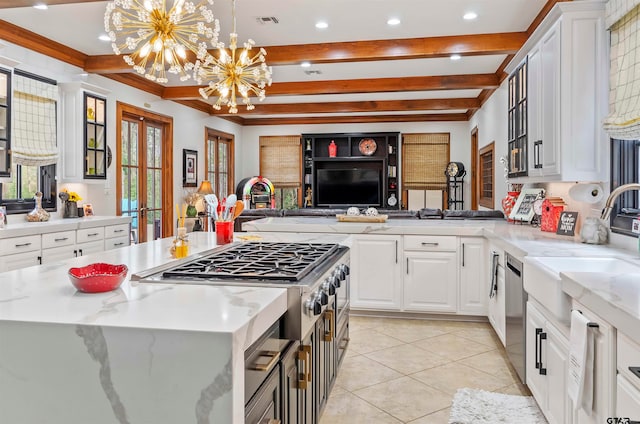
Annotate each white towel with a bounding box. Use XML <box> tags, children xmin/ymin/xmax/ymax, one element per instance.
<box><xmin>568</xmin><ymin>309</ymin><xmax>595</xmax><ymax>414</ymax></box>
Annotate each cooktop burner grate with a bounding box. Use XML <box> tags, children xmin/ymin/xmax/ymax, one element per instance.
<box><xmin>162</xmin><ymin>242</ymin><xmax>339</xmax><ymax>281</ymax></box>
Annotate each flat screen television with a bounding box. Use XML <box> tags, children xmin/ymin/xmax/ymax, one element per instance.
<box><xmin>316</xmin><ymin>168</ymin><xmax>382</xmax><ymax>207</ymax></box>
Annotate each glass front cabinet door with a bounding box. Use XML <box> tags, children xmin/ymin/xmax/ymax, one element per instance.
<box><xmin>84</xmin><ymin>93</ymin><xmax>106</xmax><ymax>179</ymax></box>
<box><xmin>0</xmin><ymin>68</ymin><xmax>11</xmax><ymax>177</ymax></box>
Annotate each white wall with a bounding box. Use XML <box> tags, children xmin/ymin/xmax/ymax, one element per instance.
<box><xmin>241</xmin><ymin>121</ymin><xmax>472</xmax><ymax>209</ymax></box>
<box><xmin>468</xmin><ymin>80</ymin><xmax>509</xmax><ymax>210</ymax></box>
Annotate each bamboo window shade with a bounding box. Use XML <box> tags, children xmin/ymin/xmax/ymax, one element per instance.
<box><xmin>259</xmin><ymin>136</ymin><xmax>302</xmax><ymax>187</ymax></box>
<box><xmin>402</xmin><ymin>133</ymin><xmax>450</xmax><ymax>190</ymax></box>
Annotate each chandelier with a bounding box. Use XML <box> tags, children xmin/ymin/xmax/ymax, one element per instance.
<box><xmin>104</xmin><ymin>0</ymin><xmax>220</xmax><ymax>83</ymax></box>
<box><xmin>194</xmin><ymin>0</ymin><xmax>272</xmax><ymax>113</ymax></box>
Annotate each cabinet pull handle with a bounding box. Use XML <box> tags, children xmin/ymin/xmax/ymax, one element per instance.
<box><xmin>421</xmin><ymin>242</ymin><xmax>439</xmax><ymax>246</ymax></box>
<box><xmin>114</xmin><ymin>242</ymin><xmax>125</xmax><ymax>246</ymax></box>
<box><xmin>252</xmin><ymin>351</ymin><xmax>280</xmax><ymax>373</ymax></box>
<box><xmin>15</xmin><ymin>242</ymin><xmax>32</xmax><ymax>247</ymax></box>
<box><xmin>114</xmin><ymin>229</ymin><xmax>124</xmax><ymax>233</ymax></box>
<box><xmin>462</xmin><ymin>243</ymin><xmax>465</xmax><ymax>267</ymax></box>
<box><xmin>539</xmin><ymin>331</ymin><xmax>547</xmax><ymax>375</ymax></box>
<box><xmin>79</xmin><ymin>249</ymin><xmax>83</xmax><ymax>256</ymax></box>
<box><xmin>37</xmin><ymin>256</ymin><xmax>42</xmax><ymax>265</ymax></box>
<box><xmin>406</xmin><ymin>257</ymin><xmax>409</xmax><ymax>275</ymax></box>
<box><xmin>297</xmin><ymin>345</ymin><xmax>312</xmax><ymax>390</ymax></box>
<box><xmin>54</xmin><ymin>237</ymin><xmax>68</xmax><ymax>242</ymax></box>
<box><xmin>323</xmin><ymin>310</ymin><xmax>334</xmax><ymax>342</ymax></box>
<box><xmin>395</xmin><ymin>240</ymin><xmax>398</xmax><ymax>263</ymax></box>
<box><xmin>535</xmin><ymin>328</ymin><xmax>542</xmax><ymax>369</ymax></box>
<box><xmin>534</xmin><ymin>140</ymin><xmax>543</xmax><ymax>169</ymax></box>
<box><xmin>74</xmin><ymin>250</ymin><xmax>78</xmax><ymax>257</ymax></box>
<box><xmin>87</xmin><ymin>232</ymin><xmax>99</xmax><ymax>237</ymax></box>
<box><xmin>629</xmin><ymin>367</ymin><xmax>640</xmax><ymax>381</ymax></box>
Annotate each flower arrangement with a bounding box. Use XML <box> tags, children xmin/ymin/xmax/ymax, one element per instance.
<box><xmin>59</xmin><ymin>189</ymin><xmax>82</xmax><ymax>203</ymax></box>
<box><xmin>184</xmin><ymin>189</ymin><xmax>199</xmax><ymax>206</ymax></box>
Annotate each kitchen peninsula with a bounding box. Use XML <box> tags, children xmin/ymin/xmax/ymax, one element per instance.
<box><xmin>0</xmin><ymin>231</ymin><xmax>347</xmax><ymax>424</ymax></box>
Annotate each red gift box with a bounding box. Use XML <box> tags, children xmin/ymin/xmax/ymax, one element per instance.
<box><xmin>541</xmin><ymin>198</ymin><xmax>566</xmax><ymax>232</ymax></box>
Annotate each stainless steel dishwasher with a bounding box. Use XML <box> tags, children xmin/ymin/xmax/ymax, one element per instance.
<box><xmin>505</xmin><ymin>253</ymin><xmax>527</xmax><ymax>385</ymax></box>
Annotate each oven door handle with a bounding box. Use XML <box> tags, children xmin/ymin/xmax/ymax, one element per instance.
<box><xmin>297</xmin><ymin>345</ymin><xmax>312</xmax><ymax>390</ymax></box>
<box><xmin>252</xmin><ymin>351</ymin><xmax>281</xmax><ymax>373</ymax></box>
<box><xmin>323</xmin><ymin>310</ymin><xmax>334</xmax><ymax>342</ymax></box>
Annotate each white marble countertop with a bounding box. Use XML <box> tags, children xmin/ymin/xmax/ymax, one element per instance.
<box><xmin>0</xmin><ymin>215</ymin><xmax>132</xmax><ymax>238</ymax></box>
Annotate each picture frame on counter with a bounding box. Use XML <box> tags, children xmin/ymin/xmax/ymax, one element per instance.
<box><xmin>509</xmin><ymin>188</ymin><xmax>545</xmax><ymax>222</ymax></box>
<box><xmin>83</xmin><ymin>204</ymin><xmax>94</xmax><ymax>217</ymax></box>
<box><xmin>183</xmin><ymin>149</ymin><xmax>197</xmax><ymax>187</ymax></box>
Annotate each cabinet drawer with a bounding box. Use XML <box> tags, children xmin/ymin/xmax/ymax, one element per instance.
<box><xmin>616</xmin><ymin>374</ymin><xmax>640</xmax><ymax>419</ymax></box>
<box><xmin>105</xmin><ymin>223</ymin><xmax>129</xmax><ymax>239</ymax></box>
<box><xmin>0</xmin><ymin>235</ymin><xmax>41</xmax><ymax>255</ymax></box>
<box><xmin>1</xmin><ymin>251</ymin><xmax>42</xmax><ymax>271</ymax></box>
<box><xmin>403</xmin><ymin>235</ymin><xmax>456</xmax><ymax>251</ymax></box>
<box><xmin>76</xmin><ymin>227</ymin><xmax>104</xmax><ymax>243</ymax></box>
<box><xmin>618</xmin><ymin>332</ymin><xmax>640</xmax><ymax>392</ymax></box>
<box><xmin>105</xmin><ymin>236</ymin><xmax>129</xmax><ymax>250</ymax></box>
<box><xmin>42</xmin><ymin>231</ymin><xmax>75</xmax><ymax>249</ymax></box>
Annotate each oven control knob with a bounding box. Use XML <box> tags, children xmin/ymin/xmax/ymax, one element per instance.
<box><xmin>317</xmin><ymin>289</ymin><xmax>328</xmax><ymax>306</ymax></box>
<box><xmin>331</xmin><ymin>270</ymin><xmax>342</xmax><ymax>287</ymax></box>
<box><xmin>322</xmin><ymin>278</ymin><xmax>336</xmax><ymax>295</ymax></box>
<box><xmin>340</xmin><ymin>264</ymin><xmax>350</xmax><ymax>276</ymax></box>
<box><xmin>305</xmin><ymin>295</ymin><xmax>322</xmax><ymax>316</ymax></box>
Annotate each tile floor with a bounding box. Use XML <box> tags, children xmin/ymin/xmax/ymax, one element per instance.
<box><xmin>320</xmin><ymin>314</ymin><xmax>530</xmax><ymax>423</ymax></box>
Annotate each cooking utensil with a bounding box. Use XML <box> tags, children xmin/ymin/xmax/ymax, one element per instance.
<box><xmin>204</xmin><ymin>194</ymin><xmax>218</xmax><ymax>220</ymax></box>
<box><xmin>224</xmin><ymin>194</ymin><xmax>237</xmax><ymax>220</ymax></box>
<box><xmin>232</xmin><ymin>200</ymin><xmax>244</xmax><ymax>220</ymax></box>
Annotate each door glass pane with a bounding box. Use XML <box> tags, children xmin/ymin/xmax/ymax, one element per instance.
<box><xmin>0</xmin><ymin>107</ymin><xmax>6</xmax><ymax>139</ymax></box>
<box><xmin>218</xmin><ymin>174</ymin><xmax>228</xmax><ymax>197</ymax></box>
<box><xmin>1</xmin><ymin>162</ymin><xmax>17</xmax><ymax>198</ymax></box>
<box><xmin>154</xmin><ymin>169</ymin><xmax>162</xmax><ymax>208</ymax></box>
<box><xmin>147</xmin><ymin>126</ymin><xmax>155</xmax><ymax>166</ymax></box>
<box><xmin>218</xmin><ymin>143</ymin><xmax>227</xmax><ymax>173</ymax></box>
<box><xmin>131</xmin><ymin>123</ymin><xmax>138</xmax><ymax>166</ymax></box>
<box><xmin>121</xmin><ymin>122</ymin><xmax>130</xmax><ymax>165</ymax></box>
<box><xmin>21</xmin><ymin>165</ymin><xmax>38</xmax><ymax>200</ymax></box>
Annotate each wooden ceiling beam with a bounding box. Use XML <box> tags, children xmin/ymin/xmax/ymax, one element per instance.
<box><xmin>162</xmin><ymin>73</ymin><xmax>498</xmax><ymax>100</ymax></box>
<box><xmin>83</xmin><ymin>32</ymin><xmax>527</xmax><ymax>73</ymax></box>
<box><xmin>242</xmin><ymin>113</ymin><xmax>469</xmax><ymax>126</ymax></box>
<box><xmin>527</xmin><ymin>0</ymin><xmax>573</xmax><ymax>36</ymax></box>
<box><xmin>213</xmin><ymin>98</ymin><xmax>478</xmax><ymax>116</ymax></box>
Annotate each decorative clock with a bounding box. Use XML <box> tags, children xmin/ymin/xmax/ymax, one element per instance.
<box><xmin>358</xmin><ymin>138</ymin><xmax>377</xmax><ymax>156</ymax></box>
<box><xmin>445</xmin><ymin>161</ymin><xmax>465</xmax><ymax>177</ymax></box>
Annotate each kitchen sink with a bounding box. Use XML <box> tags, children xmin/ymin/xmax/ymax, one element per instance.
<box><xmin>524</xmin><ymin>256</ymin><xmax>640</xmax><ymax>323</ymax></box>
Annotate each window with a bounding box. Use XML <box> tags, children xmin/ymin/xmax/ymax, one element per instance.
<box><xmin>478</xmin><ymin>142</ymin><xmax>495</xmax><ymax>209</ymax></box>
<box><xmin>205</xmin><ymin>128</ymin><xmax>234</xmax><ymax>197</ymax></box>
<box><xmin>610</xmin><ymin>138</ymin><xmax>639</xmax><ymax>236</ymax></box>
<box><xmin>402</xmin><ymin>133</ymin><xmax>450</xmax><ymax>191</ymax></box>
<box><xmin>259</xmin><ymin>136</ymin><xmax>301</xmax><ymax>209</ymax></box>
<box><xmin>0</xmin><ymin>69</ymin><xmax>57</xmax><ymax>213</ymax></box>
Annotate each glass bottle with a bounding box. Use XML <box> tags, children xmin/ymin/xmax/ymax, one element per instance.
<box><xmin>174</xmin><ymin>227</ymin><xmax>189</xmax><ymax>258</ymax></box>
<box><xmin>26</xmin><ymin>191</ymin><xmax>50</xmax><ymax>222</ymax></box>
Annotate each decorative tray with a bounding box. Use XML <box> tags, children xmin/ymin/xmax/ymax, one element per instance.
<box><xmin>336</xmin><ymin>214</ymin><xmax>388</xmax><ymax>223</ymax></box>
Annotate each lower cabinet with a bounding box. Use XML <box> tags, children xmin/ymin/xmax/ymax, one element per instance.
<box><xmin>616</xmin><ymin>332</ymin><xmax>640</xmax><ymax>420</ymax></box>
<box><xmin>0</xmin><ymin>251</ymin><xmax>41</xmax><ymax>271</ymax></box>
<box><xmin>458</xmin><ymin>237</ymin><xmax>487</xmax><ymax>315</ymax></box>
<box><xmin>487</xmin><ymin>243</ymin><xmax>506</xmax><ymax>345</ymax></box>
<box><xmin>281</xmin><ymin>341</ymin><xmax>301</xmax><ymax>424</ymax></box>
<box><xmin>350</xmin><ymin>235</ymin><xmax>402</xmax><ymax>310</ymax></box>
<box><xmin>245</xmin><ymin>363</ymin><xmax>281</xmax><ymax>424</ymax></box>
<box><xmin>526</xmin><ymin>300</ymin><xmax>572</xmax><ymax>424</ymax></box>
<box><xmin>571</xmin><ymin>301</ymin><xmax>615</xmax><ymax>424</ymax></box>
<box><xmin>404</xmin><ymin>251</ymin><xmax>457</xmax><ymax>313</ymax></box>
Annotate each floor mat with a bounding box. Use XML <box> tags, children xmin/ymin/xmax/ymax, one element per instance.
<box><xmin>449</xmin><ymin>388</ymin><xmax>547</xmax><ymax>424</ymax></box>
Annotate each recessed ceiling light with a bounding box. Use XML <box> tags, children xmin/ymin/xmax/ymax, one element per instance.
<box><xmin>387</xmin><ymin>18</ymin><xmax>401</xmax><ymax>26</ymax></box>
<box><xmin>315</xmin><ymin>21</ymin><xmax>328</xmax><ymax>29</ymax></box>
<box><xmin>463</xmin><ymin>12</ymin><xmax>477</xmax><ymax>20</ymax></box>
<box><xmin>98</xmin><ymin>34</ymin><xmax>111</xmax><ymax>42</ymax></box>
<box><xmin>450</xmin><ymin>54</ymin><xmax>462</xmax><ymax>61</ymax></box>
<box><xmin>33</xmin><ymin>3</ymin><xmax>48</xmax><ymax>10</ymax></box>
<box><xmin>301</xmin><ymin>61</ymin><xmax>311</xmax><ymax>68</ymax></box>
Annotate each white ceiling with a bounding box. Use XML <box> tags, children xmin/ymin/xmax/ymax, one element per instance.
<box><xmin>0</xmin><ymin>0</ymin><xmax>548</xmax><ymax>122</ymax></box>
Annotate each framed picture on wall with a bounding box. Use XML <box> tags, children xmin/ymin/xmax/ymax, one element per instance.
<box><xmin>509</xmin><ymin>188</ymin><xmax>545</xmax><ymax>222</ymax></box>
<box><xmin>183</xmin><ymin>149</ymin><xmax>197</xmax><ymax>187</ymax></box>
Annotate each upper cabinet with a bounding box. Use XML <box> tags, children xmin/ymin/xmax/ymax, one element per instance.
<box><xmin>59</xmin><ymin>82</ymin><xmax>110</xmax><ymax>183</ymax></box>
<box><xmin>0</xmin><ymin>68</ymin><xmax>11</xmax><ymax>177</ymax></box>
<box><xmin>505</xmin><ymin>2</ymin><xmax>608</xmax><ymax>183</ymax></box>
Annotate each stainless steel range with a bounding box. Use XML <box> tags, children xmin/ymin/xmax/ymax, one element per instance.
<box><xmin>132</xmin><ymin>241</ymin><xmax>350</xmax><ymax>424</ymax></box>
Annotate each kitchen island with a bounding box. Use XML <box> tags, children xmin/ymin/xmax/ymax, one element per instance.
<box><xmin>0</xmin><ymin>231</ymin><xmax>347</xmax><ymax>424</ymax></box>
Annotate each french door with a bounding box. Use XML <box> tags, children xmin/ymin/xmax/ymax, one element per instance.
<box><xmin>116</xmin><ymin>103</ymin><xmax>173</xmax><ymax>243</ymax></box>
<box><xmin>205</xmin><ymin>128</ymin><xmax>234</xmax><ymax>198</ymax></box>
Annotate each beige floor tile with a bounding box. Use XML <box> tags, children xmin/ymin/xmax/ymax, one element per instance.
<box><xmin>451</xmin><ymin>327</ymin><xmax>501</xmax><ymax>347</ymax></box>
<box><xmin>320</xmin><ymin>391</ymin><xmax>402</xmax><ymax>424</ymax></box>
<box><xmin>349</xmin><ymin>315</ymin><xmax>392</xmax><ymax>331</ymax></box>
<box><xmin>494</xmin><ymin>383</ymin><xmax>531</xmax><ymax>396</ymax></box>
<box><xmin>334</xmin><ymin>354</ymin><xmax>403</xmax><ymax>392</ymax></box>
<box><xmin>410</xmin><ymin>362</ymin><xmax>515</xmax><ymax>395</ymax></box>
<box><xmin>348</xmin><ymin>328</ymin><xmax>405</xmax><ymax>354</ymax></box>
<box><xmin>365</xmin><ymin>343</ymin><xmax>450</xmax><ymax>375</ymax></box>
<box><xmin>377</xmin><ymin>321</ymin><xmax>450</xmax><ymax>343</ymax></box>
<box><xmin>413</xmin><ymin>333</ymin><xmax>494</xmax><ymax>361</ymax></box>
<box><xmin>458</xmin><ymin>349</ymin><xmax>516</xmax><ymax>380</ymax></box>
<box><xmin>353</xmin><ymin>376</ymin><xmax>452</xmax><ymax>422</ymax></box>
<box><xmin>408</xmin><ymin>407</ymin><xmax>451</xmax><ymax>423</ymax></box>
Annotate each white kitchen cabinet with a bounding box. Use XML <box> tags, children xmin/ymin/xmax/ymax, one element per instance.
<box><xmin>526</xmin><ymin>300</ymin><xmax>572</xmax><ymax>424</ymax></box>
<box><xmin>350</xmin><ymin>235</ymin><xmax>402</xmax><ymax>310</ymax></box>
<box><xmin>617</xmin><ymin>332</ymin><xmax>640</xmax><ymax>422</ymax></box>
<box><xmin>403</xmin><ymin>250</ymin><xmax>457</xmax><ymax>313</ymax></box>
<box><xmin>76</xmin><ymin>240</ymin><xmax>105</xmax><ymax>256</ymax></box>
<box><xmin>487</xmin><ymin>243</ymin><xmax>506</xmax><ymax>346</ymax></box>
<box><xmin>506</xmin><ymin>2</ymin><xmax>607</xmax><ymax>182</ymax></box>
<box><xmin>617</xmin><ymin>375</ymin><xmax>640</xmax><ymax>420</ymax></box>
<box><xmin>458</xmin><ymin>237</ymin><xmax>486</xmax><ymax>315</ymax></box>
<box><xmin>41</xmin><ymin>245</ymin><xmax>78</xmax><ymax>264</ymax></box>
<box><xmin>571</xmin><ymin>301</ymin><xmax>615</xmax><ymax>424</ymax></box>
<box><xmin>59</xmin><ymin>82</ymin><xmax>110</xmax><ymax>183</ymax></box>
<box><xmin>0</xmin><ymin>251</ymin><xmax>41</xmax><ymax>272</ymax></box>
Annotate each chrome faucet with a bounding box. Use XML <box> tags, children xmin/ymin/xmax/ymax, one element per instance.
<box><xmin>600</xmin><ymin>183</ymin><xmax>640</xmax><ymax>220</ymax></box>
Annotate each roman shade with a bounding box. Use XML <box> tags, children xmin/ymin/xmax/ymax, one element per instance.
<box><xmin>12</xmin><ymin>72</ymin><xmax>58</xmax><ymax>166</ymax></box>
<box><xmin>402</xmin><ymin>133</ymin><xmax>450</xmax><ymax>190</ymax></box>
<box><xmin>259</xmin><ymin>136</ymin><xmax>301</xmax><ymax>187</ymax></box>
<box><xmin>603</xmin><ymin>2</ymin><xmax>640</xmax><ymax>139</ymax></box>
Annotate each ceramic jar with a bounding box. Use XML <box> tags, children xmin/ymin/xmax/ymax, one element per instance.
<box><xmin>63</xmin><ymin>201</ymin><xmax>78</xmax><ymax>218</ymax></box>
<box><xmin>501</xmin><ymin>191</ymin><xmax>520</xmax><ymax>222</ymax></box>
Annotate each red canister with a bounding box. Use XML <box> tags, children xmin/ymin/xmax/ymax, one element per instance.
<box><xmin>328</xmin><ymin>140</ymin><xmax>337</xmax><ymax>157</ymax></box>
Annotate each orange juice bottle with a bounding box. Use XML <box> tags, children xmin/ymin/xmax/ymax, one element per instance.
<box><xmin>175</xmin><ymin>227</ymin><xmax>189</xmax><ymax>258</ymax></box>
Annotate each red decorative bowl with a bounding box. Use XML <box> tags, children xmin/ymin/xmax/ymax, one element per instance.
<box><xmin>68</xmin><ymin>263</ymin><xmax>128</xmax><ymax>293</ymax></box>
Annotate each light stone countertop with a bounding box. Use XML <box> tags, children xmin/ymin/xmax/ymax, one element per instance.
<box><xmin>0</xmin><ymin>215</ymin><xmax>132</xmax><ymax>238</ymax></box>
